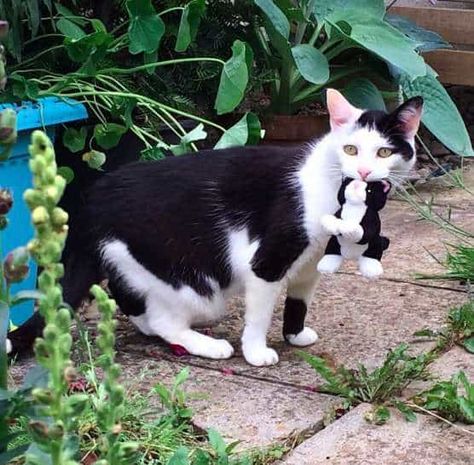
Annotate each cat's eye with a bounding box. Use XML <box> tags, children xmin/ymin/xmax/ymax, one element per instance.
<box><xmin>377</xmin><ymin>147</ymin><xmax>393</xmax><ymax>158</ymax></box>
<box><xmin>343</xmin><ymin>145</ymin><xmax>358</xmax><ymax>156</ymax></box>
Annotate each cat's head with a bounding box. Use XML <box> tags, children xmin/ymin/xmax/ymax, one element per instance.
<box><xmin>326</xmin><ymin>89</ymin><xmax>423</xmax><ymax>185</ymax></box>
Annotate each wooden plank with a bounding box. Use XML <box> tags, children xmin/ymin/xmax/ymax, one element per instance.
<box><xmin>424</xmin><ymin>49</ymin><xmax>474</xmax><ymax>85</ymax></box>
<box><xmin>390</xmin><ymin>6</ymin><xmax>474</xmax><ymax>45</ymax></box>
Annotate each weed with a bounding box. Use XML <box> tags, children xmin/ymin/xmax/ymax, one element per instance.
<box><xmin>300</xmin><ymin>343</ymin><xmax>433</xmax><ymax>405</ymax></box>
<box><xmin>412</xmin><ymin>371</ymin><xmax>474</xmax><ymax>424</ymax></box>
<box><xmin>414</xmin><ymin>301</ymin><xmax>474</xmax><ymax>353</ymax></box>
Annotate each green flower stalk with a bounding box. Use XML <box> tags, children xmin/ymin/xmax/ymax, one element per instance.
<box><xmin>23</xmin><ymin>130</ymin><xmax>82</xmax><ymax>465</ymax></box>
<box><xmin>91</xmin><ymin>285</ymin><xmax>139</xmax><ymax>465</ymax></box>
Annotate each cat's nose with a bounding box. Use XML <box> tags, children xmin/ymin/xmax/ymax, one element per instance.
<box><xmin>357</xmin><ymin>167</ymin><xmax>372</xmax><ymax>180</ymax></box>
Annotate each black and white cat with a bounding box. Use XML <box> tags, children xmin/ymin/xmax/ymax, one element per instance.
<box><xmin>8</xmin><ymin>90</ymin><xmax>423</xmax><ymax>366</ymax></box>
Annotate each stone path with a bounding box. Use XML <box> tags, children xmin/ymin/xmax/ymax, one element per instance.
<box><xmin>9</xmin><ymin>166</ymin><xmax>474</xmax><ymax>464</ymax></box>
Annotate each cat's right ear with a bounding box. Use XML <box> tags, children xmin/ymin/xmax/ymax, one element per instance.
<box><xmin>326</xmin><ymin>89</ymin><xmax>361</xmax><ymax>131</ymax></box>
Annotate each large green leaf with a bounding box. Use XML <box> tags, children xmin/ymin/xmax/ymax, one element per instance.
<box><xmin>343</xmin><ymin>78</ymin><xmax>386</xmax><ymax>111</ymax></box>
<box><xmin>175</xmin><ymin>0</ymin><xmax>205</xmax><ymax>52</ymax></box>
<box><xmin>56</xmin><ymin>18</ymin><xmax>86</xmax><ymax>40</ymax></box>
<box><xmin>312</xmin><ymin>0</ymin><xmax>384</xmax><ymax>22</ymax></box>
<box><xmin>330</xmin><ymin>18</ymin><xmax>426</xmax><ymax>78</ymax></box>
<box><xmin>214</xmin><ymin>113</ymin><xmax>261</xmax><ymax>149</ymax></box>
<box><xmin>127</xmin><ymin>0</ymin><xmax>165</xmax><ymax>55</ymax></box>
<box><xmin>401</xmin><ymin>74</ymin><xmax>473</xmax><ymax>156</ymax></box>
<box><xmin>291</xmin><ymin>44</ymin><xmax>329</xmax><ymax>85</ymax></box>
<box><xmin>255</xmin><ymin>0</ymin><xmax>290</xmax><ymax>39</ymax></box>
<box><xmin>63</xmin><ymin>127</ymin><xmax>87</xmax><ymax>153</ymax></box>
<box><xmin>167</xmin><ymin>447</ymin><xmax>189</xmax><ymax>465</ymax></box>
<box><xmin>94</xmin><ymin>123</ymin><xmax>127</xmax><ymax>149</ymax></box>
<box><xmin>214</xmin><ymin>40</ymin><xmax>251</xmax><ymax>115</ymax></box>
<box><xmin>386</xmin><ymin>14</ymin><xmax>451</xmax><ymax>53</ymax></box>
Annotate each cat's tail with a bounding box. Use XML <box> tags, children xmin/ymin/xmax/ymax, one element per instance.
<box><xmin>381</xmin><ymin>236</ymin><xmax>390</xmax><ymax>251</ymax></box>
<box><xmin>8</xmin><ymin>247</ymin><xmax>101</xmax><ymax>356</ymax></box>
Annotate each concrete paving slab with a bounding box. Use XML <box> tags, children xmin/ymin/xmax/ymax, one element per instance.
<box><xmin>281</xmin><ymin>403</ymin><xmax>474</xmax><ymax>465</ymax></box>
<box><xmin>116</xmin><ymin>354</ymin><xmax>337</xmax><ymax>449</ymax></box>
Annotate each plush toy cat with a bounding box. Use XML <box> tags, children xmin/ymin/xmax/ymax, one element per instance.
<box><xmin>317</xmin><ymin>178</ymin><xmax>391</xmax><ymax>279</ymax></box>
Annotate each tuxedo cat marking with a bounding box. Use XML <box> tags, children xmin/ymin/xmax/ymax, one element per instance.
<box><xmin>318</xmin><ymin>178</ymin><xmax>391</xmax><ymax>279</ymax></box>
<box><xmin>8</xmin><ymin>90</ymin><xmax>423</xmax><ymax>366</ymax></box>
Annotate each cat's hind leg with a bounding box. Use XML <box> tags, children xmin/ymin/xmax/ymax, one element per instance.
<box><xmin>131</xmin><ymin>302</ymin><xmax>234</xmax><ymax>359</ymax></box>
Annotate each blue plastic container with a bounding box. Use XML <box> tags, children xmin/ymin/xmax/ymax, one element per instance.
<box><xmin>0</xmin><ymin>97</ymin><xmax>87</xmax><ymax>326</ymax></box>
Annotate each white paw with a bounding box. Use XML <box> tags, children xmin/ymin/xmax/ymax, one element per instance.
<box><xmin>339</xmin><ymin>221</ymin><xmax>364</xmax><ymax>242</ymax></box>
<box><xmin>321</xmin><ymin>215</ymin><xmax>342</xmax><ymax>235</ymax></box>
<box><xmin>6</xmin><ymin>338</ymin><xmax>11</xmax><ymax>354</ymax></box>
<box><xmin>359</xmin><ymin>257</ymin><xmax>383</xmax><ymax>279</ymax></box>
<box><xmin>243</xmin><ymin>346</ymin><xmax>279</xmax><ymax>366</ymax></box>
<box><xmin>286</xmin><ymin>327</ymin><xmax>319</xmax><ymax>347</ymax></box>
<box><xmin>317</xmin><ymin>254</ymin><xmax>343</xmax><ymax>274</ymax></box>
<box><xmin>201</xmin><ymin>339</ymin><xmax>235</xmax><ymax>359</ymax></box>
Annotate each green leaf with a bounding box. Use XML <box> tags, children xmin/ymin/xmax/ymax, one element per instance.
<box><xmin>413</xmin><ymin>329</ymin><xmax>437</xmax><ymax>338</ymax></box>
<box><xmin>312</xmin><ymin>0</ymin><xmax>384</xmax><ymax>22</ymax></box>
<box><xmin>127</xmin><ymin>0</ymin><xmax>165</xmax><ymax>55</ymax></box>
<box><xmin>401</xmin><ymin>74</ymin><xmax>474</xmax><ymax>156</ymax></box>
<box><xmin>386</xmin><ymin>14</ymin><xmax>451</xmax><ymax>53</ymax></box>
<box><xmin>208</xmin><ymin>428</ymin><xmax>227</xmax><ymax>456</ymax></box>
<box><xmin>463</xmin><ymin>337</ymin><xmax>474</xmax><ymax>354</ymax></box>
<box><xmin>57</xmin><ymin>166</ymin><xmax>75</xmax><ymax>184</ymax></box>
<box><xmin>369</xmin><ymin>405</ymin><xmax>391</xmax><ymax>425</ymax></box>
<box><xmin>393</xmin><ymin>401</ymin><xmax>417</xmax><ymax>422</ymax></box>
<box><xmin>82</xmin><ymin>150</ymin><xmax>106</xmax><ymax>170</ymax></box>
<box><xmin>55</xmin><ymin>3</ymin><xmax>86</xmax><ymax>25</ymax></box>
<box><xmin>65</xmin><ymin>31</ymin><xmax>113</xmax><ymax>65</ymax></box>
<box><xmin>9</xmin><ymin>75</ymin><xmax>39</xmax><ymax>100</ymax></box>
<box><xmin>255</xmin><ymin>0</ymin><xmax>290</xmax><ymax>39</ymax></box>
<box><xmin>94</xmin><ymin>123</ymin><xmax>127</xmax><ymax>150</ymax></box>
<box><xmin>458</xmin><ymin>396</ymin><xmax>474</xmax><ymax>423</ymax></box>
<box><xmin>214</xmin><ymin>113</ymin><xmax>261</xmax><ymax>149</ymax></box>
<box><xmin>56</xmin><ymin>18</ymin><xmax>86</xmax><ymax>40</ymax></box>
<box><xmin>170</xmin><ymin>124</ymin><xmax>207</xmax><ymax>156</ymax></box>
<box><xmin>175</xmin><ymin>0</ymin><xmax>206</xmax><ymax>52</ymax></box>
<box><xmin>26</xmin><ymin>0</ymin><xmax>40</xmax><ymax>36</ymax></box>
<box><xmin>329</xmin><ymin>18</ymin><xmax>426</xmax><ymax>78</ymax></box>
<box><xmin>174</xmin><ymin>367</ymin><xmax>190</xmax><ymax>388</ymax></box>
<box><xmin>215</xmin><ymin>40</ymin><xmax>251</xmax><ymax>115</ymax></box>
<box><xmin>0</xmin><ymin>444</ymin><xmax>29</xmax><ymax>465</ymax></box>
<box><xmin>63</xmin><ymin>127</ymin><xmax>87</xmax><ymax>153</ymax></box>
<box><xmin>291</xmin><ymin>44</ymin><xmax>329</xmax><ymax>85</ymax></box>
<box><xmin>141</xmin><ymin>145</ymin><xmax>167</xmax><ymax>161</ymax></box>
<box><xmin>167</xmin><ymin>446</ymin><xmax>189</xmax><ymax>465</ymax></box>
<box><xmin>343</xmin><ymin>78</ymin><xmax>386</xmax><ymax>111</ymax></box>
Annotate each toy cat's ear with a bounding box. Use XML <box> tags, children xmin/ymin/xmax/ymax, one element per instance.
<box><xmin>392</xmin><ymin>97</ymin><xmax>423</xmax><ymax>139</ymax></box>
<box><xmin>326</xmin><ymin>89</ymin><xmax>362</xmax><ymax>130</ymax></box>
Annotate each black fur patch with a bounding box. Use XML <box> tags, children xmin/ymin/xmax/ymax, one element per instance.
<box><xmin>283</xmin><ymin>297</ymin><xmax>307</xmax><ymax>338</ymax></box>
<box><xmin>356</xmin><ymin>102</ymin><xmax>419</xmax><ymax>161</ymax></box>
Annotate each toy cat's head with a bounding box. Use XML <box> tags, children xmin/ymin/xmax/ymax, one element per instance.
<box><xmin>326</xmin><ymin>89</ymin><xmax>423</xmax><ymax>186</ymax></box>
<box><xmin>340</xmin><ymin>178</ymin><xmax>391</xmax><ymax>211</ymax></box>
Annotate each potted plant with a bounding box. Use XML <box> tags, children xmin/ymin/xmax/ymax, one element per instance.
<box><xmin>250</xmin><ymin>0</ymin><xmax>472</xmax><ymax>156</ymax></box>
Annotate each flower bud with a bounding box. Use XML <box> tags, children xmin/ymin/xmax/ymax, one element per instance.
<box><xmin>0</xmin><ymin>108</ymin><xmax>17</xmax><ymax>145</ymax></box>
<box><xmin>28</xmin><ymin>420</ymin><xmax>49</xmax><ymax>442</ymax></box>
<box><xmin>51</xmin><ymin>207</ymin><xmax>68</xmax><ymax>226</ymax></box>
<box><xmin>32</xmin><ymin>206</ymin><xmax>49</xmax><ymax>225</ymax></box>
<box><xmin>0</xmin><ymin>188</ymin><xmax>13</xmax><ymax>214</ymax></box>
<box><xmin>32</xmin><ymin>388</ymin><xmax>53</xmax><ymax>405</ymax></box>
<box><xmin>4</xmin><ymin>246</ymin><xmax>29</xmax><ymax>283</ymax></box>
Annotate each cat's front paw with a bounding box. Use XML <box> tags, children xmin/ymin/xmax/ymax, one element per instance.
<box><xmin>6</xmin><ymin>338</ymin><xmax>11</xmax><ymax>354</ymax></box>
<box><xmin>204</xmin><ymin>339</ymin><xmax>235</xmax><ymax>359</ymax></box>
<box><xmin>339</xmin><ymin>221</ymin><xmax>364</xmax><ymax>242</ymax></box>
<box><xmin>243</xmin><ymin>346</ymin><xmax>279</xmax><ymax>366</ymax></box>
<box><xmin>359</xmin><ymin>257</ymin><xmax>383</xmax><ymax>279</ymax></box>
<box><xmin>321</xmin><ymin>214</ymin><xmax>342</xmax><ymax>235</ymax></box>
<box><xmin>286</xmin><ymin>327</ymin><xmax>318</xmax><ymax>347</ymax></box>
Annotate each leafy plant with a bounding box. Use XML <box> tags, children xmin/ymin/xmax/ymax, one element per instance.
<box><xmin>412</xmin><ymin>371</ymin><xmax>474</xmax><ymax>424</ymax></box>
<box><xmin>300</xmin><ymin>343</ymin><xmax>433</xmax><ymax>422</ymax></box>
<box><xmin>2</xmin><ymin>0</ymin><xmax>260</xmax><ymax>169</ymax></box>
<box><xmin>414</xmin><ymin>301</ymin><xmax>474</xmax><ymax>354</ymax></box>
<box><xmin>251</xmin><ymin>0</ymin><xmax>472</xmax><ymax>156</ymax></box>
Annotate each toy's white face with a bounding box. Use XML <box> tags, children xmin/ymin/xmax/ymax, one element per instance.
<box><xmin>344</xmin><ymin>179</ymin><xmax>367</xmax><ymax>204</ymax></box>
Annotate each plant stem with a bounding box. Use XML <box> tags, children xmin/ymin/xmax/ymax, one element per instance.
<box><xmin>10</xmin><ymin>45</ymin><xmax>64</xmax><ymax>71</ymax></box>
<box><xmin>99</xmin><ymin>57</ymin><xmax>225</xmax><ymax>76</ymax></box>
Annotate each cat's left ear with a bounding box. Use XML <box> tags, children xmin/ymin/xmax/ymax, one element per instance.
<box><xmin>392</xmin><ymin>97</ymin><xmax>423</xmax><ymax>139</ymax></box>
